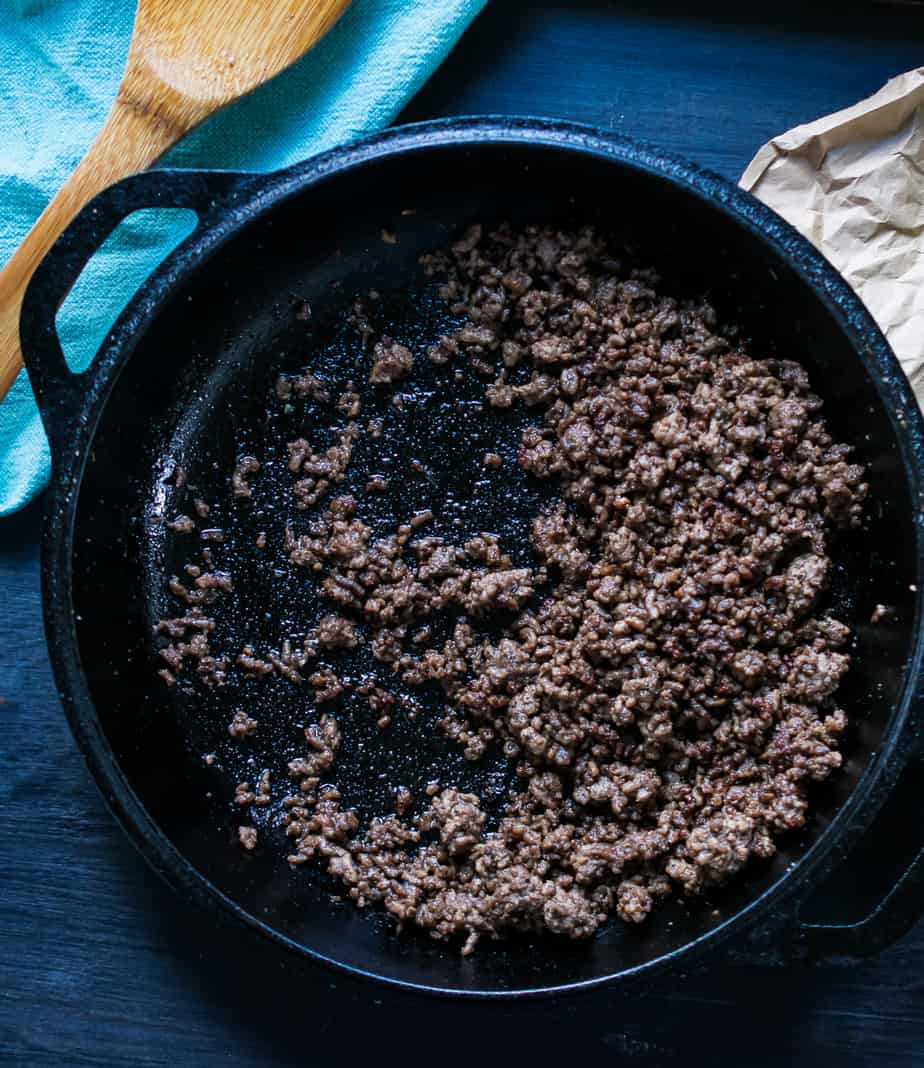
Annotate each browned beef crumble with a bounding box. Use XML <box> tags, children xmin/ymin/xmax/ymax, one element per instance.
<box><xmin>370</xmin><ymin>338</ymin><xmax>414</xmax><ymax>384</ymax></box>
<box><xmin>336</xmin><ymin>386</ymin><xmax>362</xmax><ymax>418</ymax></box>
<box><xmin>157</xmin><ymin>224</ymin><xmax>867</xmax><ymax>954</ymax></box>
<box><xmin>238</xmin><ymin>825</ymin><xmax>258</xmax><ymax>850</ymax></box>
<box><xmin>231</xmin><ymin>456</ymin><xmax>261</xmax><ymax>499</ymax></box>
<box><xmin>315</xmin><ymin>613</ymin><xmax>361</xmax><ymax>650</ymax></box>
<box><xmin>287</xmin><ymin>423</ymin><xmax>361</xmax><ymax>510</ymax></box>
<box><xmin>228</xmin><ymin>710</ymin><xmax>258</xmax><ymax>739</ymax></box>
<box><xmin>276</xmin><ymin>369</ymin><xmax>331</xmax><ymax>404</ymax></box>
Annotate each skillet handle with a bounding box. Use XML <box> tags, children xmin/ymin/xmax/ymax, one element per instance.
<box><xmin>796</xmin><ymin>751</ymin><xmax>924</xmax><ymax>961</ymax></box>
<box><xmin>758</xmin><ymin>751</ymin><xmax>924</xmax><ymax>964</ymax></box>
<box><xmin>797</xmin><ymin>843</ymin><xmax>924</xmax><ymax>959</ymax></box>
<box><xmin>19</xmin><ymin>168</ymin><xmax>253</xmax><ymax>454</ymax></box>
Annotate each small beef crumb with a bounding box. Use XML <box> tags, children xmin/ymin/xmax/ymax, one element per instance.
<box><xmin>871</xmin><ymin>604</ymin><xmax>896</xmax><ymax>624</ymax></box>
<box><xmin>482</xmin><ymin>452</ymin><xmax>503</xmax><ymax>469</ymax></box>
<box><xmin>309</xmin><ymin>669</ymin><xmax>346</xmax><ymax>704</ymax></box>
<box><xmin>277</xmin><ymin>370</ymin><xmax>330</xmax><ymax>404</ymax></box>
<box><xmin>254</xmin><ymin>769</ymin><xmax>272</xmax><ymax>806</ymax></box>
<box><xmin>232</xmin><ymin>456</ymin><xmax>261</xmax><ymax>499</ymax></box>
<box><xmin>370</xmin><ymin>338</ymin><xmax>414</xmax><ymax>384</ymax></box>
<box><xmin>365</xmin><ymin>687</ymin><xmax>394</xmax><ymax>721</ymax></box>
<box><xmin>287</xmin><ymin>424</ymin><xmax>360</xmax><ymax>509</ymax></box>
<box><xmin>288</xmin><ymin>714</ymin><xmax>341</xmax><ymax>782</ymax></box>
<box><xmin>167</xmin><ymin>515</ymin><xmax>196</xmax><ymax>533</ymax></box>
<box><xmin>336</xmin><ymin>387</ymin><xmax>361</xmax><ymax>418</ymax></box>
<box><xmin>238</xmin><ymin>825</ymin><xmax>258</xmax><ymax>851</ymax></box>
<box><xmin>316</xmin><ymin>614</ymin><xmax>360</xmax><ymax>650</ymax></box>
<box><xmin>420</xmin><ymin>788</ymin><xmax>485</xmax><ymax>857</ymax></box>
<box><xmin>194</xmin><ymin>499</ymin><xmax>210</xmax><ymax>519</ymax></box>
<box><xmin>228</xmin><ymin>710</ymin><xmax>258</xmax><ymax>739</ymax></box>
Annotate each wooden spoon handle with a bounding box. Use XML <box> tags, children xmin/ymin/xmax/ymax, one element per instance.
<box><xmin>0</xmin><ymin>91</ymin><xmax>196</xmax><ymax>400</ymax></box>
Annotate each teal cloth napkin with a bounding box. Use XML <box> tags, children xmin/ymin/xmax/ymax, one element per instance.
<box><xmin>0</xmin><ymin>0</ymin><xmax>487</xmax><ymax>516</ymax></box>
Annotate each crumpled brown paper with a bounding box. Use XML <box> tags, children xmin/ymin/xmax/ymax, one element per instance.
<box><xmin>741</xmin><ymin>68</ymin><xmax>924</xmax><ymax>405</ymax></box>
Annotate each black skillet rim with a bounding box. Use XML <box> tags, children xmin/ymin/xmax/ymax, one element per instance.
<box><xmin>36</xmin><ymin>117</ymin><xmax>924</xmax><ymax>998</ymax></box>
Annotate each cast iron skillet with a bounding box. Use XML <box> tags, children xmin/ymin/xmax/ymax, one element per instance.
<box><xmin>21</xmin><ymin>118</ymin><xmax>924</xmax><ymax>997</ymax></box>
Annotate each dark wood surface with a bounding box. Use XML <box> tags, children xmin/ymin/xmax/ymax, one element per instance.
<box><xmin>4</xmin><ymin>2</ymin><xmax>924</xmax><ymax>1064</ymax></box>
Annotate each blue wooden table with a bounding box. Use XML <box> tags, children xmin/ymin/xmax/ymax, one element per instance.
<box><xmin>3</xmin><ymin>2</ymin><xmax>924</xmax><ymax>1064</ymax></box>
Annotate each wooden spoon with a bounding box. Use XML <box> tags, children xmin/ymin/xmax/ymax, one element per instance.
<box><xmin>0</xmin><ymin>0</ymin><xmax>351</xmax><ymax>401</ymax></box>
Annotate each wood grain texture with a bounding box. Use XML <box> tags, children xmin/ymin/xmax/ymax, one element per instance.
<box><xmin>404</xmin><ymin>0</ymin><xmax>924</xmax><ymax>181</ymax></box>
<box><xmin>3</xmin><ymin>2</ymin><xmax>924</xmax><ymax>1064</ymax></box>
<box><xmin>0</xmin><ymin>0</ymin><xmax>351</xmax><ymax>402</ymax></box>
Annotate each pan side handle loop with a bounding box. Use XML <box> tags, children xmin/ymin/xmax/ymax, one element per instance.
<box><xmin>19</xmin><ymin>168</ymin><xmax>254</xmax><ymax>454</ymax></box>
<box><xmin>781</xmin><ymin>750</ymin><xmax>924</xmax><ymax>963</ymax></box>
<box><xmin>798</xmin><ymin>840</ymin><xmax>924</xmax><ymax>960</ymax></box>
<box><xmin>797</xmin><ymin>754</ymin><xmax>924</xmax><ymax>960</ymax></box>
<box><xmin>732</xmin><ymin>743</ymin><xmax>924</xmax><ymax>967</ymax></box>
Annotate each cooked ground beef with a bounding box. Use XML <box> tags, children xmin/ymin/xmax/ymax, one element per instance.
<box><xmin>315</xmin><ymin>613</ymin><xmax>361</xmax><ymax>650</ymax></box>
<box><xmin>336</xmin><ymin>387</ymin><xmax>362</xmax><ymax>418</ymax></box>
<box><xmin>286</xmin><ymin>714</ymin><xmax>341</xmax><ymax>794</ymax></box>
<box><xmin>370</xmin><ymin>337</ymin><xmax>414</xmax><ymax>384</ymax></box>
<box><xmin>228</xmin><ymin>710</ymin><xmax>258</xmax><ymax>739</ymax></box>
<box><xmin>309</xmin><ymin>668</ymin><xmax>347</xmax><ymax>703</ymax></box>
<box><xmin>277</xmin><ymin>369</ymin><xmax>331</xmax><ymax>404</ymax></box>
<box><xmin>157</xmin><ymin>223</ymin><xmax>866</xmax><ymax>954</ymax></box>
<box><xmin>287</xmin><ymin>424</ymin><xmax>361</xmax><ymax>510</ymax></box>
<box><xmin>231</xmin><ymin>456</ymin><xmax>261</xmax><ymax>499</ymax></box>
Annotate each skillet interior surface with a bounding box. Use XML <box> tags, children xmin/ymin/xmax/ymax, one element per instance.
<box><xmin>67</xmin><ymin>136</ymin><xmax>919</xmax><ymax>993</ymax></box>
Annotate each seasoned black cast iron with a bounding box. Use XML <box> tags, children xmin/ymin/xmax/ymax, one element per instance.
<box><xmin>21</xmin><ymin>118</ymin><xmax>924</xmax><ymax>997</ymax></box>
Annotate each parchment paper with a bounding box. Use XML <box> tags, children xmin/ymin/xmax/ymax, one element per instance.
<box><xmin>741</xmin><ymin>68</ymin><xmax>924</xmax><ymax>405</ymax></box>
